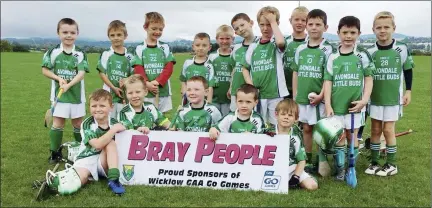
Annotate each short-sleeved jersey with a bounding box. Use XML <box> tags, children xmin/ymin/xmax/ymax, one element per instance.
<box><xmin>76</xmin><ymin>116</ymin><xmax>118</xmax><ymax>160</ymax></box>
<box><xmin>241</xmin><ymin>37</ymin><xmax>288</xmax><ymax>99</ymax></box>
<box><xmin>230</xmin><ymin>37</ymin><xmax>260</xmax><ymax>95</ymax></box>
<box><xmin>209</xmin><ymin>49</ymin><xmax>235</xmax><ymax>104</ymax></box>
<box><xmin>97</xmin><ymin>47</ymin><xmax>134</xmax><ymax>103</ymax></box>
<box><xmin>131</xmin><ymin>40</ymin><xmax>176</xmax><ymax>97</ymax></box>
<box><xmin>367</xmin><ymin>39</ymin><xmax>415</xmax><ymax>106</ymax></box>
<box><xmin>324</xmin><ymin>45</ymin><xmax>375</xmax><ymax>115</ymax></box>
<box><xmin>174</xmin><ymin>102</ymin><xmax>222</xmax><ymax>132</ymax></box>
<box><xmin>291</xmin><ymin>39</ymin><xmax>335</xmax><ymax>105</ymax></box>
<box><xmin>42</xmin><ymin>43</ymin><xmax>89</xmax><ymax>104</ymax></box>
<box><xmin>214</xmin><ymin>110</ymin><xmax>266</xmax><ymax>133</ymax></box>
<box><xmin>269</xmin><ymin>125</ymin><xmax>305</xmax><ymax>166</ymax></box>
<box><xmin>118</xmin><ymin>102</ymin><xmax>169</xmax><ymax>130</ymax></box>
<box><xmin>180</xmin><ymin>56</ymin><xmax>216</xmax><ymax>87</ymax></box>
<box><xmin>283</xmin><ymin>35</ymin><xmax>307</xmax><ymax>90</ymax></box>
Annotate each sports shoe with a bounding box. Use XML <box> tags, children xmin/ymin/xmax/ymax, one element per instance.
<box><xmin>375</xmin><ymin>163</ymin><xmax>398</xmax><ymax>177</ymax></box>
<box><xmin>335</xmin><ymin>169</ymin><xmax>345</xmax><ymax>181</ymax></box>
<box><xmin>364</xmin><ymin>162</ymin><xmax>381</xmax><ymax>175</ymax></box>
<box><xmin>108</xmin><ymin>179</ymin><xmax>125</xmax><ymax>195</ymax></box>
<box><xmin>48</xmin><ymin>151</ymin><xmax>62</xmax><ymax>164</ymax></box>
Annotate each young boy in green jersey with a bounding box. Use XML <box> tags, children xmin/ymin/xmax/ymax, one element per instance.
<box><xmin>173</xmin><ymin>76</ymin><xmax>222</xmax><ymax>132</ymax></box>
<box><xmin>132</xmin><ymin>12</ymin><xmax>176</xmax><ymax>114</ymax></box>
<box><xmin>291</xmin><ymin>9</ymin><xmax>335</xmax><ymax>171</ymax></box>
<box><xmin>266</xmin><ymin>99</ymin><xmax>318</xmax><ymax>190</ymax></box>
<box><xmin>284</xmin><ymin>6</ymin><xmax>309</xmax><ymax>99</ymax></box>
<box><xmin>209</xmin><ymin>84</ymin><xmax>266</xmax><ymax>140</ymax></box>
<box><xmin>97</xmin><ymin>20</ymin><xmax>134</xmax><ymax>119</ymax></box>
<box><xmin>209</xmin><ymin>25</ymin><xmax>235</xmax><ymax>116</ymax></box>
<box><xmin>41</xmin><ymin>18</ymin><xmax>89</xmax><ymax>164</ymax></box>
<box><xmin>180</xmin><ymin>33</ymin><xmax>216</xmax><ymax>103</ymax></box>
<box><xmin>72</xmin><ymin>89</ymin><xmax>126</xmax><ymax>195</ymax></box>
<box><xmin>241</xmin><ymin>6</ymin><xmax>288</xmax><ymax>127</ymax></box>
<box><xmin>229</xmin><ymin>13</ymin><xmax>259</xmax><ymax>112</ymax></box>
<box><xmin>365</xmin><ymin>11</ymin><xmax>414</xmax><ymax>176</ymax></box>
<box><xmin>324</xmin><ymin>16</ymin><xmax>374</xmax><ymax>181</ymax></box>
<box><xmin>118</xmin><ymin>74</ymin><xmax>171</xmax><ymax>133</ymax></box>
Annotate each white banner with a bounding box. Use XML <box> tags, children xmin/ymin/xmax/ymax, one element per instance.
<box><xmin>116</xmin><ymin>130</ymin><xmax>290</xmax><ymax>194</ymax></box>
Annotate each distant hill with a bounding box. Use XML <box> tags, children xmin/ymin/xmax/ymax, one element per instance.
<box><xmin>2</xmin><ymin>33</ymin><xmax>428</xmax><ymax>49</ymax></box>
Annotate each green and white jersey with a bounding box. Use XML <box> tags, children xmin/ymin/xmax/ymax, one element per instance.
<box><xmin>230</xmin><ymin>37</ymin><xmax>260</xmax><ymax>95</ymax></box>
<box><xmin>41</xmin><ymin>43</ymin><xmax>89</xmax><ymax>104</ymax></box>
<box><xmin>209</xmin><ymin>49</ymin><xmax>235</xmax><ymax>104</ymax></box>
<box><xmin>97</xmin><ymin>47</ymin><xmax>134</xmax><ymax>103</ymax></box>
<box><xmin>291</xmin><ymin>39</ymin><xmax>335</xmax><ymax>105</ymax></box>
<box><xmin>367</xmin><ymin>39</ymin><xmax>415</xmax><ymax>106</ymax></box>
<box><xmin>180</xmin><ymin>56</ymin><xmax>216</xmax><ymax>87</ymax></box>
<box><xmin>118</xmin><ymin>102</ymin><xmax>169</xmax><ymax>130</ymax></box>
<box><xmin>174</xmin><ymin>101</ymin><xmax>222</xmax><ymax>132</ymax></box>
<box><xmin>283</xmin><ymin>35</ymin><xmax>307</xmax><ymax>91</ymax></box>
<box><xmin>215</xmin><ymin>110</ymin><xmax>266</xmax><ymax>133</ymax></box>
<box><xmin>76</xmin><ymin>116</ymin><xmax>118</xmax><ymax>160</ymax></box>
<box><xmin>324</xmin><ymin>45</ymin><xmax>375</xmax><ymax>115</ymax></box>
<box><xmin>131</xmin><ymin>40</ymin><xmax>176</xmax><ymax>98</ymax></box>
<box><xmin>241</xmin><ymin>37</ymin><xmax>288</xmax><ymax>99</ymax></box>
<box><xmin>270</xmin><ymin>125</ymin><xmax>306</xmax><ymax>166</ymax></box>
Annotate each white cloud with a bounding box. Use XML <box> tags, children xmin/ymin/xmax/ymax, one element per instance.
<box><xmin>1</xmin><ymin>1</ymin><xmax>430</xmax><ymax>42</ymax></box>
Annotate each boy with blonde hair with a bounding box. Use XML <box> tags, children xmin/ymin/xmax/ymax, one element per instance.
<box><xmin>241</xmin><ymin>6</ymin><xmax>288</xmax><ymax>126</ymax></box>
<box><xmin>266</xmin><ymin>99</ymin><xmax>318</xmax><ymax>190</ymax></box>
<box><xmin>173</xmin><ymin>76</ymin><xmax>222</xmax><ymax>132</ymax></box>
<box><xmin>324</xmin><ymin>16</ymin><xmax>374</xmax><ymax>181</ymax></box>
<box><xmin>365</xmin><ymin>11</ymin><xmax>414</xmax><ymax>176</ymax></box>
<box><xmin>118</xmin><ymin>74</ymin><xmax>171</xmax><ymax>133</ymax></box>
<box><xmin>209</xmin><ymin>25</ymin><xmax>235</xmax><ymax>116</ymax></box>
<box><xmin>229</xmin><ymin>13</ymin><xmax>259</xmax><ymax>111</ymax></box>
<box><xmin>284</xmin><ymin>6</ymin><xmax>309</xmax><ymax>99</ymax></box>
<box><xmin>42</xmin><ymin>18</ymin><xmax>89</xmax><ymax>164</ymax></box>
<box><xmin>132</xmin><ymin>12</ymin><xmax>176</xmax><ymax>114</ymax></box>
<box><xmin>97</xmin><ymin>20</ymin><xmax>134</xmax><ymax>118</ymax></box>
<box><xmin>291</xmin><ymin>9</ymin><xmax>335</xmax><ymax>171</ymax></box>
<box><xmin>180</xmin><ymin>33</ymin><xmax>216</xmax><ymax>103</ymax></box>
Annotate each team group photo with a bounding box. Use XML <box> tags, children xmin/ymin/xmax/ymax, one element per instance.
<box><xmin>1</xmin><ymin>1</ymin><xmax>430</xmax><ymax>207</ymax></box>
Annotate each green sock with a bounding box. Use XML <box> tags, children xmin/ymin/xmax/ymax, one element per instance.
<box><xmin>49</xmin><ymin>127</ymin><xmax>63</xmax><ymax>151</ymax></box>
<box><xmin>73</xmin><ymin>127</ymin><xmax>82</xmax><ymax>142</ymax></box>
<box><xmin>318</xmin><ymin>149</ymin><xmax>327</xmax><ymax>162</ymax></box>
<box><xmin>107</xmin><ymin>168</ymin><xmax>120</xmax><ymax>181</ymax></box>
<box><xmin>370</xmin><ymin>143</ymin><xmax>381</xmax><ymax>164</ymax></box>
<box><xmin>334</xmin><ymin>145</ymin><xmax>346</xmax><ymax>171</ymax></box>
<box><xmin>386</xmin><ymin>145</ymin><xmax>397</xmax><ymax>165</ymax></box>
<box><xmin>306</xmin><ymin>152</ymin><xmax>312</xmax><ymax>164</ymax></box>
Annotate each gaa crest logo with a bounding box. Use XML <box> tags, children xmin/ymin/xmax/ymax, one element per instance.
<box><xmin>122</xmin><ymin>164</ymin><xmax>135</xmax><ymax>181</ymax></box>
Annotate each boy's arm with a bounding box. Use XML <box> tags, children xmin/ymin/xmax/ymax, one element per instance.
<box><xmin>88</xmin><ymin>123</ymin><xmax>126</xmax><ymax>150</ymax></box>
<box><xmin>323</xmin><ymin>56</ymin><xmax>334</xmax><ymax>116</ymax></box>
<box><xmin>264</xmin><ymin>13</ymin><xmax>285</xmax><ymax>51</ymax></box>
<box><xmin>402</xmin><ymin>48</ymin><xmax>415</xmax><ymax>106</ymax></box>
<box><xmin>242</xmin><ymin>68</ymin><xmax>253</xmax><ymax>85</ymax></box>
<box><xmin>154</xmin><ymin>48</ymin><xmax>176</xmax><ymax>87</ymax></box>
<box><xmin>62</xmin><ymin>71</ymin><xmax>85</xmax><ymax>93</ymax></box>
<box><xmin>207</xmin><ymin>87</ymin><xmax>213</xmax><ymax>103</ymax></box>
<box><xmin>42</xmin><ymin>67</ymin><xmax>67</xmax><ymax>86</ymax></box>
<box><xmin>291</xmin><ymin>48</ymin><xmax>300</xmax><ymax>99</ymax></box>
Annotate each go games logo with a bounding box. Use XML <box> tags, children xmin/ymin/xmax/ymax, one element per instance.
<box><xmin>261</xmin><ymin>170</ymin><xmax>281</xmax><ymax>190</ymax></box>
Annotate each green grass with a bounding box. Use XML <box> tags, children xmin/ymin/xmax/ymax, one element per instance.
<box><xmin>1</xmin><ymin>52</ymin><xmax>430</xmax><ymax>207</ymax></box>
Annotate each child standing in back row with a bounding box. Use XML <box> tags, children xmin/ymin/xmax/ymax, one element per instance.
<box><xmin>41</xmin><ymin>18</ymin><xmax>89</xmax><ymax>164</ymax></box>
<box><xmin>97</xmin><ymin>20</ymin><xmax>134</xmax><ymax>119</ymax></box>
<box><xmin>132</xmin><ymin>12</ymin><xmax>176</xmax><ymax>115</ymax></box>
<box><xmin>210</xmin><ymin>25</ymin><xmax>235</xmax><ymax>116</ymax></box>
<box><xmin>324</xmin><ymin>16</ymin><xmax>374</xmax><ymax>181</ymax></box>
<box><xmin>365</xmin><ymin>11</ymin><xmax>414</xmax><ymax>177</ymax></box>
<box><xmin>291</xmin><ymin>9</ymin><xmax>335</xmax><ymax>172</ymax></box>
<box><xmin>241</xmin><ymin>6</ymin><xmax>288</xmax><ymax>127</ymax></box>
